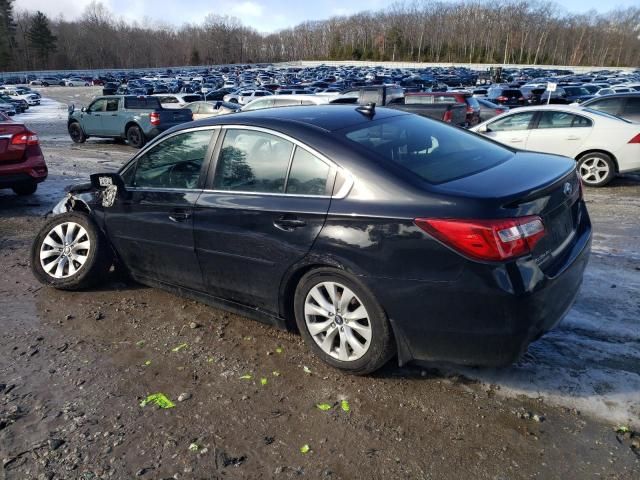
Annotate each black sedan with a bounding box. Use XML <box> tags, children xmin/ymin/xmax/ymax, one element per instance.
<box><xmin>31</xmin><ymin>106</ymin><xmax>592</xmax><ymax>374</ymax></box>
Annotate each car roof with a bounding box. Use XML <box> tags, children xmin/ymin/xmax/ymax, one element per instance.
<box><xmin>188</xmin><ymin>104</ymin><xmax>408</xmax><ymax>132</ymax></box>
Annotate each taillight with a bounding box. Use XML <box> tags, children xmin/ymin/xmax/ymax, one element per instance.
<box><xmin>466</xmin><ymin>105</ymin><xmax>474</xmax><ymax>114</ymax></box>
<box><xmin>496</xmin><ymin>109</ymin><xmax>505</xmax><ymax>114</ymax></box>
<box><xmin>150</xmin><ymin>112</ymin><xmax>160</xmax><ymax>126</ymax></box>
<box><xmin>443</xmin><ymin>110</ymin><xmax>453</xmax><ymax>123</ymax></box>
<box><xmin>414</xmin><ymin>216</ymin><xmax>546</xmax><ymax>261</ymax></box>
<box><xmin>496</xmin><ymin>96</ymin><xmax>508</xmax><ymax>102</ymax></box>
<box><xmin>628</xmin><ymin>133</ymin><xmax>640</xmax><ymax>144</ymax></box>
<box><xmin>11</xmin><ymin>130</ymin><xmax>39</xmax><ymax>145</ymax></box>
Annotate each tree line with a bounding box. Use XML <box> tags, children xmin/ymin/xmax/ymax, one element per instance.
<box><xmin>1</xmin><ymin>0</ymin><xmax>639</xmax><ymax>72</ymax></box>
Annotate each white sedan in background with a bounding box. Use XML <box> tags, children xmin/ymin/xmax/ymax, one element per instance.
<box><xmin>470</xmin><ymin>105</ymin><xmax>640</xmax><ymax>187</ymax></box>
<box><xmin>241</xmin><ymin>94</ymin><xmax>330</xmax><ymax>112</ymax></box>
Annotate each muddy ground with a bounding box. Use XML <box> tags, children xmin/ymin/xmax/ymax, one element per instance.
<box><xmin>0</xmin><ymin>87</ymin><xmax>639</xmax><ymax>479</ymax></box>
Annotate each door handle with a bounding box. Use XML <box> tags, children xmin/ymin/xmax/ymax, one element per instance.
<box><xmin>566</xmin><ymin>136</ymin><xmax>580</xmax><ymax>140</ymax></box>
<box><xmin>274</xmin><ymin>215</ymin><xmax>306</xmax><ymax>231</ymax></box>
<box><xmin>169</xmin><ymin>210</ymin><xmax>191</xmax><ymax>222</ymax></box>
<box><xmin>509</xmin><ymin>138</ymin><xmax>523</xmax><ymax>143</ymax></box>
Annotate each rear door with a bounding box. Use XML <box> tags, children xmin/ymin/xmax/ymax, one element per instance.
<box><xmin>101</xmin><ymin>98</ymin><xmax>122</xmax><ymax>136</ymax></box>
<box><xmin>525</xmin><ymin>111</ymin><xmax>593</xmax><ymax>157</ymax></box>
<box><xmin>193</xmin><ymin>127</ymin><xmax>336</xmax><ymax>314</ymax></box>
<box><xmin>104</xmin><ymin>127</ymin><xmax>217</xmax><ymax>290</ymax></box>
<box><xmin>483</xmin><ymin>111</ymin><xmax>535</xmax><ymax>148</ymax></box>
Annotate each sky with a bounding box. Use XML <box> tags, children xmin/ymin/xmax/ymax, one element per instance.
<box><xmin>14</xmin><ymin>0</ymin><xmax>640</xmax><ymax>34</ymax></box>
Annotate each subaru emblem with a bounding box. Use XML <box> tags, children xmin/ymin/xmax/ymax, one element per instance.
<box><xmin>563</xmin><ymin>182</ymin><xmax>573</xmax><ymax>196</ymax></box>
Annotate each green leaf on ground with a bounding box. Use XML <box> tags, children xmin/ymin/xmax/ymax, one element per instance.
<box><xmin>261</xmin><ymin>377</ymin><xmax>268</xmax><ymax>386</ymax></box>
<box><xmin>300</xmin><ymin>444</ymin><xmax>311</xmax><ymax>454</ymax></box>
<box><xmin>316</xmin><ymin>403</ymin><xmax>332</xmax><ymax>411</ymax></box>
<box><xmin>239</xmin><ymin>374</ymin><xmax>253</xmax><ymax>380</ymax></box>
<box><xmin>275</xmin><ymin>347</ymin><xmax>283</xmax><ymax>354</ymax></box>
<box><xmin>139</xmin><ymin>393</ymin><xmax>175</xmax><ymax>409</ymax></box>
<box><xmin>341</xmin><ymin>400</ymin><xmax>350</xmax><ymax>412</ymax></box>
<box><xmin>171</xmin><ymin>343</ymin><xmax>188</xmax><ymax>352</ymax></box>
<box><xmin>303</xmin><ymin>366</ymin><xmax>311</xmax><ymax>374</ymax></box>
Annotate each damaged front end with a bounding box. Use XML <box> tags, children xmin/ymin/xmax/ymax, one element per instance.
<box><xmin>51</xmin><ymin>182</ymin><xmax>100</xmax><ymax>216</ymax></box>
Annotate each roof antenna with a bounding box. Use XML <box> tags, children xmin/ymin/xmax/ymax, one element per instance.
<box><xmin>356</xmin><ymin>102</ymin><xmax>376</xmax><ymax>117</ymax></box>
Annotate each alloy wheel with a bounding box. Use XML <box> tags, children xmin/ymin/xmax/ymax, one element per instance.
<box><xmin>39</xmin><ymin>222</ymin><xmax>91</xmax><ymax>278</ymax></box>
<box><xmin>579</xmin><ymin>156</ymin><xmax>610</xmax><ymax>185</ymax></box>
<box><xmin>304</xmin><ymin>281</ymin><xmax>372</xmax><ymax>361</ymax></box>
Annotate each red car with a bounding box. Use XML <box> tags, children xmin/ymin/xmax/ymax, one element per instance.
<box><xmin>0</xmin><ymin>117</ymin><xmax>47</xmax><ymax>195</ymax></box>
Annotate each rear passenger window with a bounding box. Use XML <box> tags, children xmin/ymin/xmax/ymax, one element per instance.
<box><xmin>536</xmin><ymin>112</ymin><xmax>592</xmax><ymax>129</ymax></box>
<box><xmin>214</xmin><ymin>129</ymin><xmax>293</xmax><ymax>193</ymax></box>
<box><xmin>624</xmin><ymin>98</ymin><xmax>640</xmax><ymax>115</ymax></box>
<box><xmin>286</xmin><ymin>148</ymin><xmax>331</xmax><ymax>196</ymax></box>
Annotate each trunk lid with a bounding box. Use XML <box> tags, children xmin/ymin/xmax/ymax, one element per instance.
<box><xmin>436</xmin><ymin>151</ymin><xmax>581</xmax><ymax>266</ymax></box>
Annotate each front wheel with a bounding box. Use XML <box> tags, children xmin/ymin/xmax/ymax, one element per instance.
<box><xmin>294</xmin><ymin>268</ymin><xmax>395</xmax><ymax>375</ymax></box>
<box><xmin>31</xmin><ymin>212</ymin><xmax>113</xmax><ymax>290</ymax></box>
<box><xmin>577</xmin><ymin>152</ymin><xmax>615</xmax><ymax>187</ymax></box>
<box><xmin>68</xmin><ymin>122</ymin><xmax>86</xmax><ymax>143</ymax></box>
<box><xmin>126</xmin><ymin>125</ymin><xmax>146</xmax><ymax>149</ymax></box>
<box><xmin>13</xmin><ymin>183</ymin><xmax>37</xmax><ymax>195</ymax></box>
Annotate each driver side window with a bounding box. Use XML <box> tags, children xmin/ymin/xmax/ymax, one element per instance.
<box><xmin>132</xmin><ymin>130</ymin><xmax>213</xmax><ymax>189</ymax></box>
<box><xmin>488</xmin><ymin>112</ymin><xmax>535</xmax><ymax>132</ymax></box>
<box><xmin>88</xmin><ymin>99</ymin><xmax>106</xmax><ymax>113</ymax></box>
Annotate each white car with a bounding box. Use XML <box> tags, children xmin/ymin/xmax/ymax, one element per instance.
<box><xmin>4</xmin><ymin>90</ymin><xmax>40</xmax><ymax>106</ymax></box>
<box><xmin>223</xmin><ymin>89</ymin><xmax>272</xmax><ymax>105</ymax></box>
<box><xmin>185</xmin><ymin>101</ymin><xmax>240</xmax><ymax>120</ymax></box>
<box><xmin>241</xmin><ymin>94</ymin><xmax>329</xmax><ymax>112</ymax></box>
<box><xmin>470</xmin><ymin>105</ymin><xmax>640</xmax><ymax>187</ymax></box>
<box><xmin>152</xmin><ymin>94</ymin><xmax>202</xmax><ymax>109</ymax></box>
<box><xmin>62</xmin><ymin>78</ymin><xmax>90</xmax><ymax>87</ymax></box>
<box><xmin>595</xmin><ymin>86</ymin><xmax>635</xmax><ymax>96</ymax></box>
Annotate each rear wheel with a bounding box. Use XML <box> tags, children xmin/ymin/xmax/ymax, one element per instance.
<box><xmin>68</xmin><ymin>122</ymin><xmax>86</xmax><ymax>143</ymax></box>
<box><xmin>126</xmin><ymin>125</ymin><xmax>146</xmax><ymax>149</ymax></box>
<box><xmin>577</xmin><ymin>152</ymin><xmax>615</xmax><ymax>187</ymax></box>
<box><xmin>31</xmin><ymin>212</ymin><xmax>113</xmax><ymax>290</ymax></box>
<box><xmin>12</xmin><ymin>183</ymin><xmax>37</xmax><ymax>195</ymax></box>
<box><xmin>294</xmin><ymin>268</ymin><xmax>395</xmax><ymax>375</ymax></box>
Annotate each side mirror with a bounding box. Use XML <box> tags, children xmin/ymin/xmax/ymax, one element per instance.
<box><xmin>476</xmin><ymin>124</ymin><xmax>489</xmax><ymax>134</ymax></box>
<box><xmin>81</xmin><ymin>106</ymin><xmax>86</xmax><ymax>113</ymax></box>
<box><xmin>68</xmin><ymin>104</ymin><xmax>75</xmax><ymax>114</ymax></box>
<box><xmin>90</xmin><ymin>173</ymin><xmax>128</xmax><ymax>206</ymax></box>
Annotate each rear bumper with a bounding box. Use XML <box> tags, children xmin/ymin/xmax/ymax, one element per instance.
<box><xmin>372</xmin><ymin>212</ymin><xmax>592</xmax><ymax>367</ymax></box>
<box><xmin>0</xmin><ymin>151</ymin><xmax>48</xmax><ymax>187</ymax></box>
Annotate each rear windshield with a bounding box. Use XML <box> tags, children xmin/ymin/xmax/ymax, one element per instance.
<box><xmin>182</xmin><ymin>95</ymin><xmax>201</xmax><ymax>103</ymax></box>
<box><xmin>503</xmin><ymin>90</ymin><xmax>522</xmax><ymax>96</ymax></box>
<box><xmin>124</xmin><ymin>97</ymin><xmax>161</xmax><ymax>109</ymax></box>
<box><xmin>343</xmin><ymin>115</ymin><xmax>512</xmax><ymax>184</ymax></box>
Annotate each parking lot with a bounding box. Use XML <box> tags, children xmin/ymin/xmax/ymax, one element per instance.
<box><xmin>1</xmin><ymin>86</ymin><xmax>639</xmax><ymax>478</ymax></box>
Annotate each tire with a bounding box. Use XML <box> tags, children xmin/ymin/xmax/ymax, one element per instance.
<box><xmin>577</xmin><ymin>152</ymin><xmax>615</xmax><ymax>187</ymax></box>
<box><xmin>294</xmin><ymin>268</ymin><xmax>395</xmax><ymax>375</ymax></box>
<box><xmin>229</xmin><ymin>98</ymin><xmax>238</xmax><ymax>103</ymax></box>
<box><xmin>126</xmin><ymin>125</ymin><xmax>146</xmax><ymax>149</ymax></box>
<box><xmin>12</xmin><ymin>183</ymin><xmax>37</xmax><ymax>195</ymax></box>
<box><xmin>68</xmin><ymin>122</ymin><xmax>86</xmax><ymax>143</ymax></box>
<box><xmin>31</xmin><ymin>211</ymin><xmax>113</xmax><ymax>290</ymax></box>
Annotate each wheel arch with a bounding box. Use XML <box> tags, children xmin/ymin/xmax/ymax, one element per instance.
<box><xmin>123</xmin><ymin>121</ymin><xmax>141</xmax><ymax>137</ymax></box>
<box><xmin>576</xmin><ymin>149</ymin><xmax>619</xmax><ymax>173</ymax></box>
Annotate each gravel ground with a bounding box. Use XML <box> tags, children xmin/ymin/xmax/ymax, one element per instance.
<box><xmin>0</xmin><ymin>86</ymin><xmax>638</xmax><ymax>479</ymax></box>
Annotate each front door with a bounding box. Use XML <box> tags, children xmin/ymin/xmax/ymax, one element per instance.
<box><xmin>483</xmin><ymin>111</ymin><xmax>536</xmax><ymax>148</ymax></box>
<box><xmin>194</xmin><ymin>128</ymin><xmax>335</xmax><ymax>314</ymax></box>
<box><xmin>104</xmin><ymin>128</ymin><xmax>216</xmax><ymax>290</ymax></box>
<box><xmin>82</xmin><ymin>98</ymin><xmax>107</xmax><ymax>135</ymax></box>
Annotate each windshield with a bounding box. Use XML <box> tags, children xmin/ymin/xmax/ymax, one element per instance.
<box><xmin>342</xmin><ymin>115</ymin><xmax>513</xmax><ymax>184</ymax></box>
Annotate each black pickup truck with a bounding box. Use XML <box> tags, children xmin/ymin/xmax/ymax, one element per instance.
<box><xmin>330</xmin><ymin>86</ymin><xmax>467</xmax><ymax>125</ymax></box>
